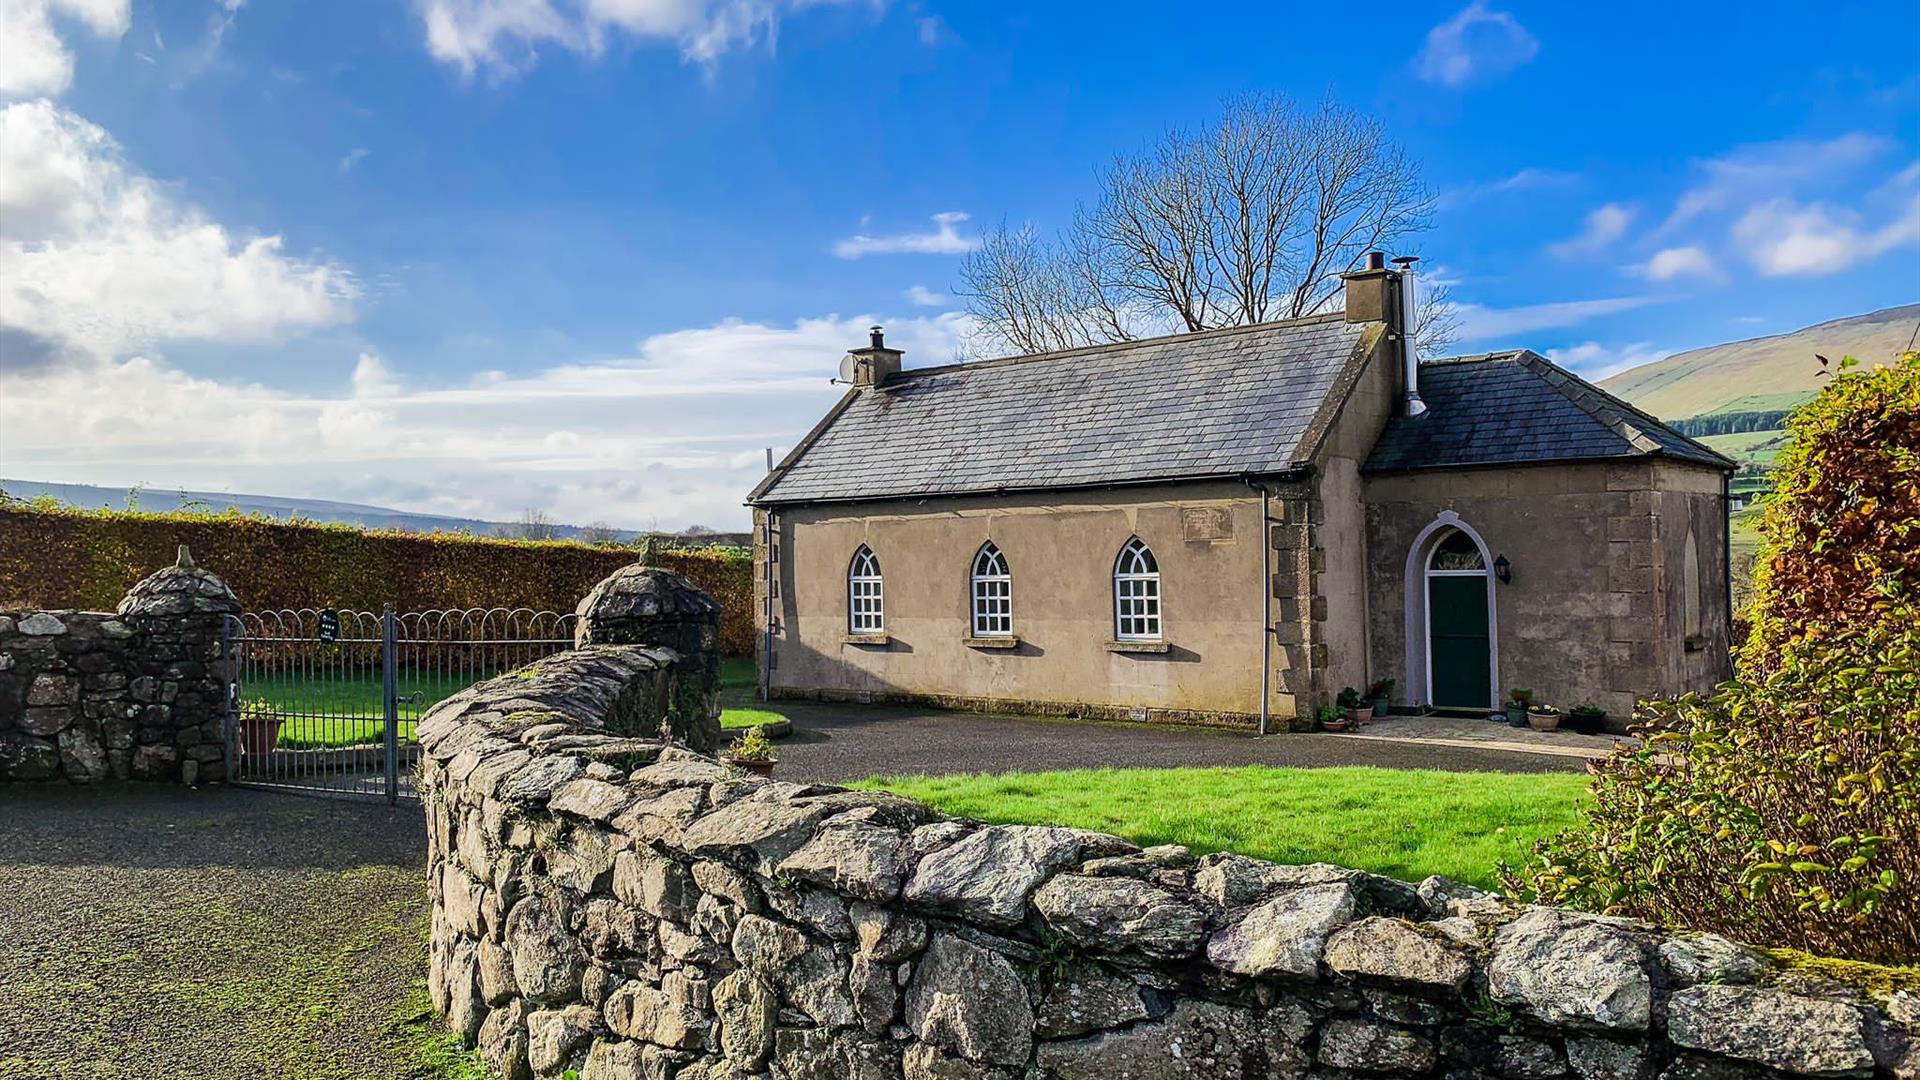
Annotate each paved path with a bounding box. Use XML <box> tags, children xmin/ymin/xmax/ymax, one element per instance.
<box><xmin>764</xmin><ymin>701</ymin><xmax>1593</xmax><ymax>784</ymax></box>
<box><xmin>0</xmin><ymin>785</ymin><xmax>438</xmax><ymax>1080</ymax></box>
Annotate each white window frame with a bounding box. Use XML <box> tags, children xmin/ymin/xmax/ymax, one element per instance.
<box><xmin>848</xmin><ymin>545</ymin><xmax>884</xmax><ymax>634</ymax></box>
<box><xmin>970</xmin><ymin>543</ymin><xmax>1013</xmax><ymax>637</ymax></box>
<box><xmin>1113</xmin><ymin>537</ymin><xmax>1162</xmax><ymax>641</ymax></box>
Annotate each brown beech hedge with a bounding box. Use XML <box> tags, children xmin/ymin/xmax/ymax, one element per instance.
<box><xmin>0</xmin><ymin>505</ymin><xmax>755</xmax><ymax>657</ymax></box>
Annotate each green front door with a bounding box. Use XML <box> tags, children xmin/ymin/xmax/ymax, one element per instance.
<box><xmin>1428</xmin><ymin>575</ymin><xmax>1491</xmax><ymax>709</ymax></box>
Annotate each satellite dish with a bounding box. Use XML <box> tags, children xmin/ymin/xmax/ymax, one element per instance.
<box><xmin>837</xmin><ymin>353</ymin><xmax>860</xmax><ymax>383</ymax></box>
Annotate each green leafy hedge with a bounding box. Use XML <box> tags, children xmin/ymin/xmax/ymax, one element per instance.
<box><xmin>0</xmin><ymin>505</ymin><xmax>755</xmax><ymax>656</ymax></box>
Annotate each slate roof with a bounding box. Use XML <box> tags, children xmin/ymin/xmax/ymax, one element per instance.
<box><xmin>1364</xmin><ymin>350</ymin><xmax>1734</xmax><ymax>473</ymax></box>
<box><xmin>750</xmin><ymin>314</ymin><xmax>1374</xmax><ymax>505</ymax></box>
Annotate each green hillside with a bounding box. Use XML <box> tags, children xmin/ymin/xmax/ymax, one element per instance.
<box><xmin>1599</xmin><ymin>303</ymin><xmax>1919</xmax><ymax>420</ymax></box>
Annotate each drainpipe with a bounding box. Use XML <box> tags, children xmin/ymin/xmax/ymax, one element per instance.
<box><xmin>760</xmin><ymin>509</ymin><xmax>777</xmax><ymax>703</ymax></box>
<box><xmin>1248</xmin><ymin>478</ymin><xmax>1273</xmax><ymax>737</ymax></box>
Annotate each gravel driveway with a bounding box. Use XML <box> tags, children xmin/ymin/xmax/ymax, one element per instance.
<box><xmin>0</xmin><ymin>784</ymin><xmax>439</xmax><ymax>1080</ymax></box>
<box><xmin>766</xmin><ymin>701</ymin><xmax>1589</xmax><ymax>784</ymax></box>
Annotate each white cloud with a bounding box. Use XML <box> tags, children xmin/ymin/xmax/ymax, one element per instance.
<box><xmin>1546</xmin><ymin>340</ymin><xmax>1671</xmax><ymax>382</ymax></box>
<box><xmin>1548</xmin><ymin>202</ymin><xmax>1634</xmax><ymax>259</ymax></box>
<box><xmin>415</xmin><ymin>0</ymin><xmax>858</xmax><ymax>79</ymax></box>
<box><xmin>1659</xmin><ymin>133</ymin><xmax>1889</xmax><ymax>235</ymax></box>
<box><xmin>1732</xmin><ymin>192</ymin><xmax>1920</xmax><ymax>277</ymax></box>
<box><xmin>903</xmin><ymin>283</ymin><xmax>947</xmax><ymax>307</ymax></box>
<box><xmin>1452</xmin><ymin>295</ymin><xmax>1657</xmax><ymax>343</ymax></box>
<box><xmin>0</xmin><ymin>100</ymin><xmax>357</xmax><ymax>357</ymax></box>
<box><xmin>832</xmin><ymin>211</ymin><xmax>977</xmax><ymax>259</ymax></box>
<box><xmin>1414</xmin><ymin>1</ymin><xmax>1538</xmax><ymax>88</ymax></box>
<box><xmin>0</xmin><ymin>312</ymin><xmax>971</xmax><ymax>529</ymax></box>
<box><xmin>1636</xmin><ymin>245</ymin><xmax>1717</xmax><ymax>281</ymax></box>
<box><xmin>0</xmin><ymin>0</ymin><xmax>129</xmax><ymax>97</ymax></box>
<box><xmin>338</xmin><ymin>147</ymin><xmax>369</xmax><ymax>173</ymax></box>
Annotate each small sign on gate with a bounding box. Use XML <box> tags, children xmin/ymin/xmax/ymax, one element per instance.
<box><xmin>317</xmin><ymin>608</ymin><xmax>340</xmax><ymax>645</ymax></box>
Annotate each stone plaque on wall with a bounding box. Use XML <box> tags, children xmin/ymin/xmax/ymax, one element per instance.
<box><xmin>1181</xmin><ymin>506</ymin><xmax>1233</xmax><ymax>542</ymax></box>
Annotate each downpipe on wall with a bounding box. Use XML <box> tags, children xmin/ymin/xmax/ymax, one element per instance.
<box><xmin>1247</xmin><ymin>478</ymin><xmax>1274</xmax><ymax>737</ymax></box>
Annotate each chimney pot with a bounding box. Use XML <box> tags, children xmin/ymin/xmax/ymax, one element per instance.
<box><xmin>870</xmin><ymin>326</ymin><xmax>885</xmax><ymax>349</ymax></box>
<box><xmin>1365</xmin><ymin>250</ymin><xmax>1385</xmax><ymax>271</ymax></box>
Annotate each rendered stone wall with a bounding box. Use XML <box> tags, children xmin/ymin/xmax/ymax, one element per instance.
<box><xmin>419</xmin><ymin>647</ymin><xmax>1920</xmax><ymax>1079</ymax></box>
<box><xmin>0</xmin><ymin>552</ymin><xmax>238</xmax><ymax>784</ymax></box>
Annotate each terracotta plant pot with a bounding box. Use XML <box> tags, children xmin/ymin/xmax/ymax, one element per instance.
<box><xmin>238</xmin><ymin>716</ymin><xmax>282</xmax><ymax>758</ymax></box>
<box><xmin>1346</xmin><ymin>706</ymin><xmax>1374</xmax><ymax>726</ymax></box>
<box><xmin>1526</xmin><ymin>710</ymin><xmax>1561</xmax><ymax>732</ymax></box>
<box><xmin>1320</xmin><ymin>718</ymin><xmax>1352</xmax><ymax>733</ymax></box>
<box><xmin>727</xmin><ymin>757</ymin><xmax>775</xmax><ymax>778</ymax></box>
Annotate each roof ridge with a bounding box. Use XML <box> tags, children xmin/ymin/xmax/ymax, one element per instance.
<box><xmin>890</xmin><ymin>311</ymin><xmax>1352</xmax><ymax>382</ymax></box>
<box><xmin>1514</xmin><ymin>351</ymin><xmax>1723</xmax><ymax>460</ymax></box>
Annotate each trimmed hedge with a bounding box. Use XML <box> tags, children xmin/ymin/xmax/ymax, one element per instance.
<box><xmin>0</xmin><ymin>506</ymin><xmax>755</xmax><ymax>656</ymax></box>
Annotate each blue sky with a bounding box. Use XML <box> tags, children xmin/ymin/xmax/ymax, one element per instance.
<box><xmin>3</xmin><ymin>0</ymin><xmax>1916</xmax><ymax>529</ymax></box>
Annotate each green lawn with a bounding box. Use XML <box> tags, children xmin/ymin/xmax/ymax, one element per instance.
<box><xmin>241</xmin><ymin>658</ymin><xmax>777</xmax><ymax>748</ymax></box>
<box><xmin>857</xmin><ymin>766</ymin><xmax>1590</xmax><ymax>889</ymax></box>
<box><xmin>718</xmin><ymin>658</ymin><xmax>795</xmax><ymax>733</ymax></box>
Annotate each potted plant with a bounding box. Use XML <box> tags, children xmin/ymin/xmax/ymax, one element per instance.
<box><xmin>1504</xmin><ymin>688</ymin><xmax>1532</xmax><ymax>728</ymax></box>
<box><xmin>1366</xmin><ymin>679</ymin><xmax>1395</xmax><ymax>718</ymax></box>
<box><xmin>1526</xmin><ymin>702</ymin><xmax>1562</xmax><ymax>732</ymax></box>
<box><xmin>1566</xmin><ymin>703</ymin><xmax>1608</xmax><ymax>735</ymax></box>
<box><xmin>1316</xmin><ymin>704</ymin><xmax>1350</xmax><ymax>733</ymax></box>
<box><xmin>237</xmin><ymin>700</ymin><xmax>282</xmax><ymax>758</ymax></box>
<box><xmin>724</xmin><ymin>726</ymin><xmax>778</xmax><ymax>778</ymax></box>
<box><xmin>1336</xmin><ymin>687</ymin><xmax>1373</xmax><ymax>726</ymax></box>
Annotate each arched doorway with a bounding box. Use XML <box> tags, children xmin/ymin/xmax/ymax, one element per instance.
<box><xmin>1404</xmin><ymin>513</ymin><xmax>1498</xmax><ymax>711</ymax></box>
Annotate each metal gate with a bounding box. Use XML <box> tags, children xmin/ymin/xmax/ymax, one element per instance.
<box><xmin>223</xmin><ymin>606</ymin><xmax>577</xmax><ymax>802</ymax></box>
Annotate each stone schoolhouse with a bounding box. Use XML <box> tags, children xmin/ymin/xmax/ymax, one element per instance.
<box><xmin>746</xmin><ymin>258</ymin><xmax>1733</xmax><ymax>731</ymax></box>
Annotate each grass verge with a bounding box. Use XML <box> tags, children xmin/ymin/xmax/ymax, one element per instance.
<box><xmin>856</xmin><ymin>765</ymin><xmax>1590</xmax><ymax>889</ymax></box>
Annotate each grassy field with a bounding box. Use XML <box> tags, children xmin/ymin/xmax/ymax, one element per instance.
<box><xmin>858</xmin><ymin>766</ymin><xmax>1591</xmax><ymax>888</ymax></box>
<box><xmin>1699</xmin><ymin>428</ymin><xmax>1790</xmax><ymax>468</ymax></box>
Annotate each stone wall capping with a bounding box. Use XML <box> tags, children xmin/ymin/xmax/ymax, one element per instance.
<box><xmin>420</xmin><ymin>634</ymin><xmax>1917</xmax><ymax>1078</ymax></box>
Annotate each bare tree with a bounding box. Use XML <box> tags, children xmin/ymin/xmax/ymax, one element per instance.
<box><xmin>957</xmin><ymin>94</ymin><xmax>1437</xmax><ymax>357</ymax></box>
<box><xmin>578</xmin><ymin>520</ymin><xmax>621</xmax><ymax>545</ymax></box>
<box><xmin>497</xmin><ymin>507</ymin><xmax>560</xmax><ymax>541</ymax></box>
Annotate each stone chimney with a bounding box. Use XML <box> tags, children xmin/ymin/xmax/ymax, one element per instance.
<box><xmin>843</xmin><ymin>325</ymin><xmax>904</xmax><ymax>387</ymax></box>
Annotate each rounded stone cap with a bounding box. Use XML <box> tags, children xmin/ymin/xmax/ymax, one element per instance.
<box><xmin>116</xmin><ymin>545</ymin><xmax>242</xmax><ymax>619</ymax></box>
<box><xmin>575</xmin><ymin>563</ymin><xmax>721</xmax><ymax>648</ymax></box>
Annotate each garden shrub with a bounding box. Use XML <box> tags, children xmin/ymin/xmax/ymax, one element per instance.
<box><xmin>1505</xmin><ymin>352</ymin><xmax>1920</xmax><ymax>963</ymax></box>
<box><xmin>1744</xmin><ymin>350</ymin><xmax>1920</xmax><ymax>668</ymax></box>
<box><xmin>1503</xmin><ymin>612</ymin><xmax>1920</xmax><ymax>962</ymax></box>
<box><xmin>0</xmin><ymin>505</ymin><xmax>756</xmax><ymax>656</ymax></box>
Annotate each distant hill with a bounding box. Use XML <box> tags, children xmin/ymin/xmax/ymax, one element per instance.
<box><xmin>1600</xmin><ymin>303</ymin><xmax>1920</xmax><ymax>420</ymax></box>
<box><xmin>0</xmin><ymin>479</ymin><xmax>754</xmax><ymax>546</ymax></box>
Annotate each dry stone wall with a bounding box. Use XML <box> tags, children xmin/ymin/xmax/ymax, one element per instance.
<box><xmin>420</xmin><ymin>646</ymin><xmax>1920</xmax><ymax>1080</ymax></box>
<box><xmin>0</xmin><ymin>550</ymin><xmax>237</xmax><ymax>784</ymax></box>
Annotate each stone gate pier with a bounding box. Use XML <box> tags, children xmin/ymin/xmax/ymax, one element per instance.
<box><xmin>0</xmin><ymin>547</ymin><xmax>238</xmax><ymax>784</ymax></box>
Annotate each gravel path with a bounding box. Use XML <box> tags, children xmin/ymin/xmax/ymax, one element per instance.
<box><xmin>0</xmin><ymin>785</ymin><xmax>441</xmax><ymax>1080</ymax></box>
<box><xmin>767</xmin><ymin>701</ymin><xmax>1589</xmax><ymax>784</ymax></box>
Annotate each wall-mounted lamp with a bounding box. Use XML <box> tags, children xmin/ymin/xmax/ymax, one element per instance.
<box><xmin>1493</xmin><ymin>554</ymin><xmax>1512</xmax><ymax>584</ymax></box>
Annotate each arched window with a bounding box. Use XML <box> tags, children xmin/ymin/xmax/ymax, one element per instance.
<box><xmin>1429</xmin><ymin>529</ymin><xmax>1486</xmax><ymax>572</ymax></box>
<box><xmin>1113</xmin><ymin>537</ymin><xmax>1162</xmax><ymax>641</ymax></box>
<box><xmin>970</xmin><ymin>543</ymin><xmax>1012</xmax><ymax>637</ymax></box>
<box><xmin>1683</xmin><ymin>525</ymin><xmax>1704</xmax><ymax>639</ymax></box>
<box><xmin>848</xmin><ymin>546</ymin><xmax>884</xmax><ymax>634</ymax></box>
